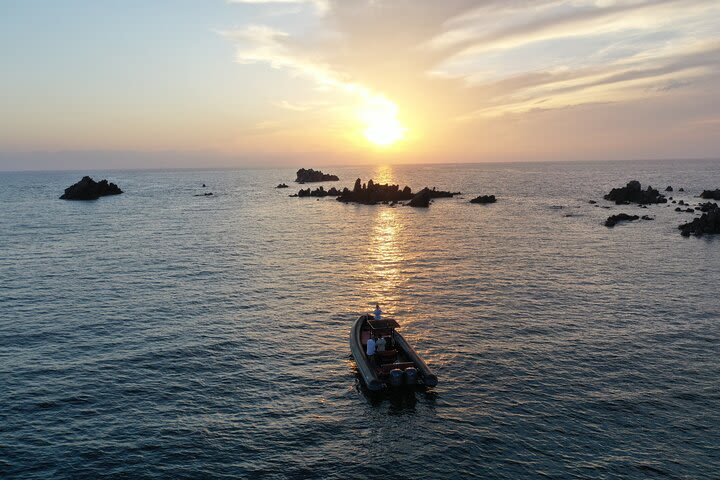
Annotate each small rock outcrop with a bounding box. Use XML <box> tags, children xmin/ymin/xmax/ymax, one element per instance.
<box><xmin>604</xmin><ymin>180</ymin><xmax>666</xmax><ymax>205</ymax></box>
<box><xmin>470</xmin><ymin>195</ymin><xmax>497</xmax><ymax>204</ymax></box>
<box><xmin>60</xmin><ymin>176</ymin><xmax>123</xmax><ymax>200</ymax></box>
<box><xmin>679</xmin><ymin>204</ymin><xmax>720</xmax><ymax>236</ymax></box>
<box><xmin>295</xmin><ymin>168</ymin><xmax>339</xmax><ymax>183</ymax></box>
<box><xmin>700</xmin><ymin>189</ymin><xmax>720</xmax><ymax>201</ymax></box>
<box><xmin>276</xmin><ymin>183</ymin><xmax>289</xmax><ymax>188</ymax></box>
<box><xmin>665</xmin><ymin>186</ymin><xmax>673</xmax><ymax>192</ymax></box>
<box><xmin>698</xmin><ymin>202</ymin><xmax>719</xmax><ymax>212</ymax></box>
<box><xmin>641</xmin><ymin>215</ymin><xmax>654</xmax><ymax>220</ymax></box>
<box><xmin>407</xmin><ymin>188</ymin><xmax>432</xmax><ymax>208</ymax></box>
<box><xmin>194</xmin><ymin>192</ymin><xmax>213</xmax><ymax>197</ymax></box>
<box><xmin>605</xmin><ymin>213</ymin><xmax>640</xmax><ymax>227</ymax></box>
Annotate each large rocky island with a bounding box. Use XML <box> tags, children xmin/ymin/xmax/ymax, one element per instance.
<box><xmin>295</xmin><ymin>168</ymin><xmax>339</xmax><ymax>183</ymax></box>
<box><xmin>60</xmin><ymin>176</ymin><xmax>123</xmax><ymax>200</ymax></box>
<box><xmin>290</xmin><ymin>178</ymin><xmax>460</xmax><ymax>207</ymax></box>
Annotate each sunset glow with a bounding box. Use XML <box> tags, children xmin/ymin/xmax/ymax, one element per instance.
<box><xmin>1</xmin><ymin>0</ymin><xmax>719</xmax><ymax>170</ymax></box>
<box><xmin>360</xmin><ymin>98</ymin><xmax>406</xmax><ymax>147</ymax></box>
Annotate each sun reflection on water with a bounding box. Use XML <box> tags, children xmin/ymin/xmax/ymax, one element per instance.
<box><xmin>362</xmin><ymin>206</ymin><xmax>406</xmax><ymax>315</ymax></box>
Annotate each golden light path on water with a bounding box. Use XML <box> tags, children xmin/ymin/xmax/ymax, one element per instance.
<box><xmin>358</xmin><ymin>164</ymin><xmax>426</xmax><ymax>336</ymax></box>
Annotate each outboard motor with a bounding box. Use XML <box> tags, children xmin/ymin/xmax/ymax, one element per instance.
<box><xmin>404</xmin><ymin>367</ymin><xmax>417</xmax><ymax>385</ymax></box>
<box><xmin>389</xmin><ymin>368</ymin><xmax>404</xmax><ymax>387</ymax></box>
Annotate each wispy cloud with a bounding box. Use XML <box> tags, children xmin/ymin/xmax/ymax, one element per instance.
<box><xmin>221</xmin><ymin>0</ymin><xmax>720</xmax><ymax>143</ymax></box>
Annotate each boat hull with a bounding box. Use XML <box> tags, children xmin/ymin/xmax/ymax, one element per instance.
<box><xmin>350</xmin><ymin>315</ymin><xmax>384</xmax><ymax>391</ymax></box>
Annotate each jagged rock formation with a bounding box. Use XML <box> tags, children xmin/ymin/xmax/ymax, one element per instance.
<box><xmin>295</xmin><ymin>186</ymin><xmax>342</xmax><ymax>198</ymax></box>
<box><xmin>336</xmin><ymin>179</ymin><xmax>413</xmax><ymax>205</ymax></box>
<box><xmin>295</xmin><ymin>168</ymin><xmax>339</xmax><ymax>183</ymax></box>
<box><xmin>603</xmin><ymin>180</ymin><xmax>666</xmax><ymax>204</ymax></box>
<box><xmin>60</xmin><ymin>176</ymin><xmax>123</xmax><ymax>200</ymax></box>
<box><xmin>408</xmin><ymin>188</ymin><xmax>431</xmax><ymax>208</ymax></box>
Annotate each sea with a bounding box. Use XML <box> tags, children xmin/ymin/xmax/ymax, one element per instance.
<box><xmin>1</xmin><ymin>159</ymin><xmax>719</xmax><ymax>479</ymax></box>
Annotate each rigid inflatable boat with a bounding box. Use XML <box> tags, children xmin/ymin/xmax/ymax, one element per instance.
<box><xmin>350</xmin><ymin>314</ymin><xmax>438</xmax><ymax>391</ymax></box>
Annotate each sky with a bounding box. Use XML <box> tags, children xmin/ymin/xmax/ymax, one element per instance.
<box><xmin>1</xmin><ymin>0</ymin><xmax>719</xmax><ymax>170</ymax></box>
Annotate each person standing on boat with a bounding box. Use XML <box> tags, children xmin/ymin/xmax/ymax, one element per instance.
<box><xmin>374</xmin><ymin>303</ymin><xmax>382</xmax><ymax>320</ymax></box>
<box><xmin>366</xmin><ymin>334</ymin><xmax>377</xmax><ymax>366</ymax></box>
<box><xmin>376</xmin><ymin>335</ymin><xmax>386</xmax><ymax>352</ymax></box>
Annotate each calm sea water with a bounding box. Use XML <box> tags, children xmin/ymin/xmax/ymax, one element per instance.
<box><xmin>1</xmin><ymin>160</ymin><xmax>719</xmax><ymax>479</ymax></box>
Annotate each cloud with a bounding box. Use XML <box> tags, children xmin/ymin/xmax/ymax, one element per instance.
<box><xmin>221</xmin><ymin>0</ymin><xmax>720</xmax><ymax>141</ymax></box>
<box><xmin>227</xmin><ymin>0</ymin><xmax>329</xmax><ymax>14</ymax></box>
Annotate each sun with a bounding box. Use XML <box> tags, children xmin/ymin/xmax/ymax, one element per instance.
<box><xmin>359</xmin><ymin>96</ymin><xmax>407</xmax><ymax>147</ymax></box>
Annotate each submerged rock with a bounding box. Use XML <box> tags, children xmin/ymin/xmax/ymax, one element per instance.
<box><xmin>700</xmin><ymin>189</ymin><xmax>720</xmax><ymax>200</ymax></box>
<box><xmin>605</xmin><ymin>213</ymin><xmax>639</xmax><ymax>227</ymax></box>
<box><xmin>194</xmin><ymin>192</ymin><xmax>213</xmax><ymax>197</ymax></box>
<box><xmin>470</xmin><ymin>195</ymin><xmax>497</xmax><ymax>204</ymax></box>
<box><xmin>679</xmin><ymin>205</ymin><xmax>720</xmax><ymax>236</ymax></box>
<box><xmin>641</xmin><ymin>215</ymin><xmax>654</xmax><ymax>220</ymax></box>
<box><xmin>60</xmin><ymin>176</ymin><xmax>123</xmax><ymax>200</ymax></box>
<box><xmin>295</xmin><ymin>168</ymin><xmax>339</xmax><ymax>183</ymax></box>
<box><xmin>603</xmin><ymin>180</ymin><xmax>666</xmax><ymax>204</ymax></box>
<box><xmin>276</xmin><ymin>183</ymin><xmax>289</xmax><ymax>188</ymax></box>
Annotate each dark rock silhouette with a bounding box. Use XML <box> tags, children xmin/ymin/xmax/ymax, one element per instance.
<box><xmin>605</xmin><ymin>213</ymin><xmax>639</xmax><ymax>227</ymax></box>
<box><xmin>588</xmin><ymin>200</ymin><xmax>597</xmax><ymax>204</ymax></box>
<box><xmin>426</xmin><ymin>187</ymin><xmax>461</xmax><ymax>199</ymax></box>
<box><xmin>408</xmin><ymin>188</ymin><xmax>432</xmax><ymax>208</ymax></box>
<box><xmin>336</xmin><ymin>178</ymin><xmax>413</xmax><ymax>205</ymax></box>
<box><xmin>685</xmin><ymin>208</ymin><xmax>695</xmax><ymax>213</ymax></box>
<box><xmin>60</xmin><ymin>176</ymin><xmax>123</xmax><ymax>200</ymax></box>
<box><xmin>202</xmin><ymin>183</ymin><xmax>206</xmax><ymax>188</ymax></box>
<box><xmin>470</xmin><ymin>195</ymin><xmax>497</xmax><ymax>204</ymax></box>
<box><xmin>665</xmin><ymin>186</ymin><xmax>673</xmax><ymax>192</ymax></box>
<box><xmin>698</xmin><ymin>202</ymin><xmax>719</xmax><ymax>212</ymax></box>
<box><xmin>675</xmin><ymin>207</ymin><xmax>682</xmax><ymax>212</ymax></box>
<box><xmin>194</xmin><ymin>192</ymin><xmax>213</xmax><ymax>197</ymax></box>
<box><xmin>297</xmin><ymin>186</ymin><xmax>341</xmax><ymax>198</ymax></box>
<box><xmin>678</xmin><ymin>200</ymin><xmax>686</xmax><ymax>205</ymax></box>
<box><xmin>641</xmin><ymin>215</ymin><xmax>654</xmax><ymax>220</ymax></box>
<box><xmin>604</xmin><ymin>180</ymin><xmax>666</xmax><ymax>204</ymax></box>
<box><xmin>679</xmin><ymin>204</ymin><xmax>720</xmax><ymax>236</ymax></box>
<box><xmin>679</xmin><ymin>188</ymin><xmax>684</xmax><ymax>192</ymax></box>
<box><xmin>333</xmin><ymin>179</ymin><xmax>459</xmax><ymax>206</ymax></box>
<box><xmin>700</xmin><ymin>189</ymin><xmax>720</xmax><ymax>200</ymax></box>
<box><xmin>295</xmin><ymin>168</ymin><xmax>339</xmax><ymax>183</ymax></box>
<box><xmin>276</xmin><ymin>183</ymin><xmax>289</xmax><ymax>188</ymax></box>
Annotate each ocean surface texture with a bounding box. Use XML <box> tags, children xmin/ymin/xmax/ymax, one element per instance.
<box><xmin>1</xmin><ymin>160</ymin><xmax>719</xmax><ymax>479</ymax></box>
